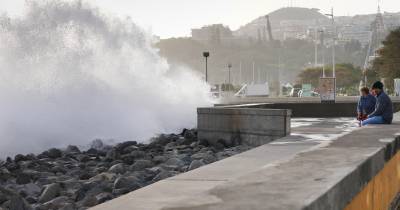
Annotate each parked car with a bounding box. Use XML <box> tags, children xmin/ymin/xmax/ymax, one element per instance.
<box><xmin>289</xmin><ymin>88</ymin><xmax>301</xmax><ymax>97</ymax></box>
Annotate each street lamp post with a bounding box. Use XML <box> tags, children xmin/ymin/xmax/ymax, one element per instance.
<box><xmin>318</xmin><ymin>29</ymin><xmax>326</xmax><ymax>78</ymax></box>
<box><xmin>228</xmin><ymin>63</ymin><xmax>232</xmax><ymax>92</ymax></box>
<box><xmin>203</xmin><ymin>52</ymin><xmax>210</xmax><ymax>83</ymax></box>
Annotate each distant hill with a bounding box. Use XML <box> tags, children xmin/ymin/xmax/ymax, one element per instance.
<box><xmin>235</xmin><ymin>7</ymin><xmax>329</xmax><ymax>38</ymax></box>
<box><xmin>267</xmin><ymin>7</ymin><xmax>328</xmax><ymax>21</ymax></box>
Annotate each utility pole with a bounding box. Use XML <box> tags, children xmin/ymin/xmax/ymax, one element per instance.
<box><xmin>203</xmin><ymin>52</ymin><xmax>210</xmax><ymax>83</ymax></box>
<box><xmin>314</xmin><ymin>28</ymin><xmax>318</xmax><ymax>67</ymax></box>
<box><xmin>252</xmin><ymin>62</ymin><xmax>255</xmax><ymax>84</ymax></box>
<box><xmin>325</xmin><ymin>8</ymin><xmax>336</xmax><ymax>78</ymax></box>
<box><xmin>228</xmin><ymin>63</ymin><xmax>232</xmax><ymax>85</ymax></box>
<box><xmin>239</xmin><ymin>61</ymin><xmax>242</xmax><ymax>85</ymax></box>
<box><xmin>319</xmin><ymin>30</ymin><xmax>326</xmax><ymax>77</ymax></box>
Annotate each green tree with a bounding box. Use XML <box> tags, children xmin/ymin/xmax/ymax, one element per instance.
<box><xmin>297</xmin><ymin>63</ymin><xmax>362</xmax><ymax>94</ymax></box>
<box><xmin>371</xmin><ymin>28</ymin><xmax>400</xmax><ymax>92</ymax></box>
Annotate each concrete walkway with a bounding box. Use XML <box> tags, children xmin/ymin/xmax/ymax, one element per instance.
<box><xmin>91</xmin><ymin>117</ymin><xmax>384</xmax><ymax>210</ymax></box>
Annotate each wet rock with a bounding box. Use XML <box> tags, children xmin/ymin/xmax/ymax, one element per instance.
<box><xmin>95</xmin><ymin>192</ymin><xmax>113</xmax><ymax>204</ymax></box>
<box><xmin>188</xmin><ymin>160</ymin><xmax>205</xmax><ymax>171</ymax></box>
<box><xmin>41</xmin><ymin>196</ymin><xmax>70</xmax><ymax>210</ymax></box>
<box><xmin>129</xmin><ymin>160</ymin><xmax>153</xmax><ymax>171</ymax></box>
<box><xmin>40</xmin><ymin>148</ymin><xmax>63</xmax><ymax>159</ymax></box>
<box><xmin>115</xmin><ymin>141</ymin><xmax>137</xmax><ymax>153</ymax></box>
<box><xmin>75</xmin><ymin>154</ymin><xmax>91</xmax><ymax>162</ymax></box>
<box><xmin>164</xmin><ymin>158</ymin><xmax>185</xmax><ymax>168</ymax></box>
<box><xmin>15</xmin><ymin>173</ymin><xmax>31</xmax><ymax>184</ymax></box>
<box><xmin>25</xmin><ymin>196</ymin><xmax>37</xmax><ymax>204</ymax></box>
<box><xmin>0</xmin><ymin>128</ymin><xmax>250</xmax><ymax>210</ymax></box>
<box><xmin>152</xmin><ymin>156</ymin><xmax>167</xmax><ymax>164</ymax></box>
<box><xmin>191</xmin><ymin>152</ymin><xmax>216</xmax><ymax>164</ymax></box>
<box><xmin>8</xmin><ymin>195</ymin><xmax>31</xmax><ymax>210</ymax></box>
<box><xmin>130</xmin><ymin>150</ymin><xmax>146</xmax><ymax>159</ymax></box>
<box><xmin>151</xmin><ymin>134</ymin><xmax>171</xmax><ymax>146</ymax></box>
<box><xmin>108</xmin><ymin>163</ymin><xmax>125</xmax><ymax>174</ymax></box>
<box><xmin>39</xmin><ymin>183</ymin><xmax>61</xmax><ymax>203</ymax></box>
<box><xmin>152</xmin><ymin>170</ymin><xmax>177</xmax><ymax>182</ymax></box>
<box><xmin>59</xmin><ymin>203</ymin><xmax>76</xmax><ymax>210</ymax></box>
<box><xmin>89</xmin><ymin>172</ymin><xmax>117</xmax><ymax>183</ymax></box>
<box><xmin>18</xmin><ymin>183</ymin><xmax>41</xmax><ymax>196</ymax></box>
<box><xmin>0</xmin><ymin>191</ymin><xmax>7</xmax><ymax>204</ymax></box>
<box><xmin>122</xmin><ymin>145</ymin><xmax>139</xmax><ymax>154</ymax></box>
<box><xmin>0</xmin><ymin>168</ymin><xmax>12</xmax><ymax>182</ymax></box>
<box><xmin>65</xmin><ymin>145</ymin><xmax>81</xmax><ymax>154</ymax></box>
<box><xmin>14</xmin><ymin>154</ymin><xmax>30</xmax><ymax>162</ymax></box>
<box><xmin>80</xmin><ymin>195</ymin><xmax>98</xmax><ymax>207</ymax></box>
<box><xmin>113</xmin><ymin>176</ymin><xmax>141</xmax><ymax>191</ymax></box>
<box><xmin>105</xmin><ymin>149</ymin><xmax>120</xmax><ymax>161</ymax></box>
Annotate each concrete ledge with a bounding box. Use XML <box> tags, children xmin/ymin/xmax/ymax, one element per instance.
<box><xmin>217</xmin><ymin>100</ymin><xmax>400</xmax><ymax>118</ymax></box>
<box><xmin>92</xmin><ymin>114</ymin><xmax>400</xmax><ymax>210</ymax></box>
<box><xmin>197</xmin><ymin>108</ymin><xmax>291</xmax><ymax>146</ymax></box>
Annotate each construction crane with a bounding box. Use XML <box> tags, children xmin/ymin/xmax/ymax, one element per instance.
<box><xmin>265</xmin><ymin>15</ymin><xmax>274</xmax><ymax>42</ymax></box>
<box><xmin>362</xmin><ymin>3</ymin><xmax>386</xmax><ymax>86</ymax></box>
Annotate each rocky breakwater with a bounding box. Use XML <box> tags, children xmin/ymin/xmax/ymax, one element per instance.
<box><xmin>0</xmin><ymin>129</ymin><xmax>251</xmax><ymax>210</ymax></box>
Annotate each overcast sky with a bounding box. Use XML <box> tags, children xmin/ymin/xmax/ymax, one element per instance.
<box><xmin>1</xmin><ymin>0</ymin><xmax>399</xmax><ymax>38</ymax></box>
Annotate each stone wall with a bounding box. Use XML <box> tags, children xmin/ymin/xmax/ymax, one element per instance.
<box><xmin>197</xmin><ymin>108</ymin><xmax>291</xmax><ymax>146</ymax></box>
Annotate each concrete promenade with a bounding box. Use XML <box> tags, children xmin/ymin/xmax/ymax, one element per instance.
<box><xmin>217</xmin><ymin>96</ymin><xmax>400</xmax><ymax>106</ymax></box>
<box><xmin>91</xmin><ymin>115</ymin><xmax>399</xmax><ymax>210</ymax></box>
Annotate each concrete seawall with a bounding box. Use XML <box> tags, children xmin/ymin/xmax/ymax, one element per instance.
<box><xmin>92</xmin><ymin>113</ymin><xmax>400</xmax><ymax>210</ymax></box>
<box><xmin>218</xmin><ymin>102</ymin><xmax>400</xmax><ymax>118</ymax></box>
<box><xmin>197</xmin><ymin>108</ymin><xmax>291</xmax><ymax>146</ymax></box>
<box><xmin>216</xmin><ymin>97</ymin><xmax>400</xmax><ymax>118</ymax></box>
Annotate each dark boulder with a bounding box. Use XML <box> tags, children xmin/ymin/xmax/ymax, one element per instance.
<box><xmin>65</xmin><ymin>145</ymin><xmax>81</xmax><ymax>154</ymax></box>
<box><xmin>39</xmin><ymin>183</ymin><xmax>61</xmax><ymax>203</ymax></box>
<box><xmin>16</xmin><ymin>173</ymin><xmax>32</xmax><ymax>185</ymax></box>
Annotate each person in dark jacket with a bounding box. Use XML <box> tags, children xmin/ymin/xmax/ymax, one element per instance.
<box><xmin>362</xmin><ymin>81</ymin><xmax>393</xmax><ymax>126</ymax></box>
<box><xmin>357</xmin><ymin>87</ymin><xmax>376</xmax><ymax>121</ymax></box>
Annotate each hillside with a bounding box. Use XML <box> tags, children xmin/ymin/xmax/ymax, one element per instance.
<box><xmin>235</xmin><ymin>7</ymin><xmax>329</xmax><ymax>38</ymax></box>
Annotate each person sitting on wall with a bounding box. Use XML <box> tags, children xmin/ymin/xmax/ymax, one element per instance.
<box><xmin>357</xmin><ymin>87</ymin><xmax>376</xmax><ymax>122</ymax></box>
<box><xmin>362</xmin><ymin>81</ymin><xmax>393</xmax><ymax>126</ymax></box>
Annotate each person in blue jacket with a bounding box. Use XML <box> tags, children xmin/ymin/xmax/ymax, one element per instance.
<box><xmin>362</xmin><ymin>81</ymin><xmax>393</xmax><ymax>126</ymax></box>
<box><xmin>357</xmin><ymin>87</ymin><xmax>376</xmax><ymax>121</ymax></box>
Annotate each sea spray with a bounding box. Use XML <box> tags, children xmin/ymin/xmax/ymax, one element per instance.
<box><xmin>0</xmin><ymin>0</ymin><xmax>212</xmax><ymax>157</ymax></box>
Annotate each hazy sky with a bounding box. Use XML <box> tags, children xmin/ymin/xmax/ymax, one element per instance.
<box><xmin>1</xmin><ymin>0</ymin><xmax>399</xmax><ymax>38</ymax></box>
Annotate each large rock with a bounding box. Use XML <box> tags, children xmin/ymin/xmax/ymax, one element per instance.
<box><xmin>41</xmin><ymin>196</ymin><xmax>71</xmax><ymax>210</ymax></box>
<box><xmin>108</xmin><ymin>163</ymin><xmax>125</xmax><ymax>174</ymax></box>
<box><xmin>152</xmin><ymin>170</ymin><xmax>178</xmax><ymax>182</ymax></box>
<box><xmin>129</xmin><ymin>150</ymin><xmax>146</xmax><ymax>159</ymax></box>
<box><xmin>152</xmin><ymin>156</ymin><xmax>167</xmax><ymax>164</ymax></box>
<box><xmin>40</xmin><ymin>148</ymin><xmax>63</xmax><ymax>159</ymax></box>
<box><xmin>113</xmin><ymin>176</ymin><xmax>141</xmax><ymax>191</ymax></box>
<box><xmin>16</xmin><ymin>173</ymin><xmax>32</xmax><ymax>185</ymax></box>
<box><xmin>0</xmin><ymin>191</ymin><xmax>7</xmax><ymax>204</ymax></box>
<box><xmin>80</xmin><ymin>195</ymin><xmax>98</xmax><ymax>207</ymax></box>
<box><xmin>129</xmin><ymin>160</ymin><xmax>153</xmax><ymax>171</ymax></box>
<box><xmin>8</xmin><ymin>195</ymin><xmax>31</xmax><ymax>210</ymax></box>
<box><xmin>164</xmin><ymin>158</ymin><xmax>186</xmax><ymax>168</ymax></box>
<box><xmin>14</xmin><ymin>154</ymin><xmax>30</xmax><ymax>162</ymax></box>
<box><xmin>18</xmin><ymin>183</ymin><xmax>41</xmax><ymax>196</ymax></box>
<box><xmin>89</xmin><ymin>172</ymin><xmax>117</xmax><ymax>182</ymax></box>
<box><xmin>115</xmin><ymin>141</ymin><xmax>137</xmax><ymax>153</ymax></box>
<box><xmin>65</xmin><ymin>145</ymin><xmax>81</xmax><ymax>154</ymax></box>
<box><xmin>188</xmin><ymin>160</ymin><xmax>205</xmax><ymax>171</ymax></box>
<box><xmin>95</xmin><ymin>192</ymin><xmax>113</xmax><ymax>204</ymax></box>
<box><xmin>39</xmin><ymin>183</ymin><xmax>61</xmax><ymax>203</ymax></box>
<box><xmin>0</xmin><ymin>168</ymin><xmax>11</xmax><ymax>181</ymax></box>
<box><xmin>191</xmin><ymin>152</ymin><xmax>216</xmax><ymax>164</ymax></box>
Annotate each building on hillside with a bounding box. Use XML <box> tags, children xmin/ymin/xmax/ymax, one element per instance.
<box><xmin>337</xmin><ymin>24</ymin><xmax>372</xmax><ymax>46</ymax></box>
<box><xmin>191</xmin><ymin>24</ymin><xmax>233</xmax><ymax>44</ymax></box>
